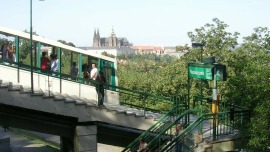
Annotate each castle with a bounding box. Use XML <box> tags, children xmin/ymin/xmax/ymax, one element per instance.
<box><xmin>92</xmin><ymin>28</ymin><xmax>131</xmax><ymax>47</ymax></box>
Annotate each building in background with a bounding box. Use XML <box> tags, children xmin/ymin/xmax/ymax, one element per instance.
<box><xmin>79</xmin><ymin>46</ymin><xmax>135</xmax><ymax>57</ymax></box>
<box><xmin>132</xmin><ymin>46</ymin><xmax>164</xmax><ymax>55</ymax></box>
<box><xmin>93</xmin><ymin>28</ymin><xmax>132</xmax><ymax>47</ymax></box>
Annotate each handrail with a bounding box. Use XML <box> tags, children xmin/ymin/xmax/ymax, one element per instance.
<box><xmin>145</xmin><ymin>109</ymin><xmax>200</xmax><ymax>151</ymax></box>
<box><xmin>121</xmin><ymin>106</ymin><xmax>189</xmax><ymax>152</ymax></box>
<box><xmin>155</xmin><ymin>110</ymin><xmax>251</xmax><ymax>151</ymax></box>
<box><xmin>0</xmin><ymin>59</ymin><xmax>173</xmax><ymax>114</ymax></box>
<box><xmin>158</xmin><ymin>112</ymin><xmax>214</xmax><ymax>151</ymax></box>
<box><xmin>192</xmin><ymin>95</ymin><xmax>248</xmax><ymax>111</ymax></box>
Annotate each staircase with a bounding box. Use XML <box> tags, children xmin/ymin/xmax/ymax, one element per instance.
<box><xmin>0</xmin><ymin>79</ymin><xmax>163</xmax><ymax>130</ymax></box>
<box><xmin>123</xmin><ymin>106</ymin><xmax>250</xmax><ymax>152</ymax></box>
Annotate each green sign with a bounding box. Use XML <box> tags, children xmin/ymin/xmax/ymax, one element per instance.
<box><xmin>188</xmin><ymin>66</ymin><xmax>213</xmax><ymax>80</ymax></box>
<box><xmin>215</xmin><ymin>65</ymin><xmax>227</xmax><ymax>81</ymax></box>
<box><xmin>188</xmin><ymin>63</ymin><xmax>227</xmax><ymax>81</ymax></box>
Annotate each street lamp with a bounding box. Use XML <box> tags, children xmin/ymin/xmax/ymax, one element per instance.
<box><xmin>191</xmin><ymin>43</ymin><xmax>204</xmax><ymax>62</ymax></box>
<box><xmin>30</xmin><ymin>0</ymin><xmax>44</xmax><ymax>93</ymax></box>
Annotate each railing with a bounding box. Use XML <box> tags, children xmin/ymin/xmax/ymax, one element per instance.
<box><xmin>121</xmin><ymin>106</ymin><xmax>192</xmax><ymax>152</ymax></box>
<box><xmin>0</xmin><ymin>59</ymin><xmax>182</xmax><ymax>115</ymax></box>
<box><xmin>144</xmin><ymin>109</ymin><xmax>200</xmax><ymax>152</ymax></box>
<box><xmin>146</xmin><ymin>109</ymin><xmax>250</xmax><ymax>152</ymax></box>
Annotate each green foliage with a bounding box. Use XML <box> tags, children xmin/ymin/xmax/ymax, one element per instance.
<box><xmin>57</xmin><ymin>40</ymin><xmax>76</xmax><ymax>47</ymax></box>
<box><xmin>117</xmin><ymin>53</ymin><xmax>174</xmax><ymax>63</ymax></box>
<box><xmin>176</xmin><ymin>44</ymin><xmax>189</xmax><ymax>52</ymax></box>
<box><xmin>19</xmin><ymin>39</ymin><xmax>31</xmax><ymax>62</ymax></box>
<box><xmin>118</xmin><ymin>18</ymin><xmax>270</xmax><ymax>151</ymax></box>
<box><xmin>101</xmin><ymin>51</ymin><xmax>115</xmax><ymax>58</ymax></box>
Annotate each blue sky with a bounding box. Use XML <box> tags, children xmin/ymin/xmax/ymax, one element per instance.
<box><xmin>1</xmin><ymin>0</ymin><xmax>270</xmax><ymax>46</ymax></box>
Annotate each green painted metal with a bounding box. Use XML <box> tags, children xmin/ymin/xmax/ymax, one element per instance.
<box><xmin>34</xmin><ymin>42</ymin><xmax>37</xmax><ymax>67</ymax></box>
<box><xmin>111</xmin><ymin>62</ymin><xmax>116</xmax><ymax>91</ymax></box>
<box><xmin>30</xmin><ymin>0</ymin><xmax>34</xmax><ymax>93</ymax></box>
<box><xmin>121</xmin><ymin>104</ymin><xmax>190</xmax><ymax>152</ymax></box>
<box><xmin>15</xmin><ymin>36</ymin><xmax>19</xmax><ymax>64</ymax></box>
<box><xmin>58</xmin><ymin>48</ymin><xmax>62</xmax><ymax>93</ymax></box>
<box><xmin>57</xmin><ymin>48</ymin><xmax>61</xmax><ymax>75</ymax></box>
<box><xmin>144</xmin><ymin>109</ymin><xmax>200</xmax><ymax>152</ymax></box>
<box><xmin>188</xmin><ymin>65</ymin><xmax>213</xmax><ymax>80</ymax></box>
<box><xmin>15</xmin><ymin>36</ymin><xmax>20</xmax><ymax>83</ymax></box>
<box><xmin>78</xmin><ymin>53</ymin><xmax>82</xmax><ymax>81</ymax></box>
<box><xmin>37</xmin><ymin>42</ymin><xmax>41</xmax><ymax>68</ymax></box>
<box><xmin>215</xmin><ymin>64</ymin><xmax>227</xmax><ymax>81</ymax></box>
<box><xmin>151</xmin><ymin>109</ymin><xmax>250</xmax><ymax>152</ymax></box>
<box><xmin>98</xmin><ymin>58</ymin><xmax>103</xmax><ymax>71</ymax></box>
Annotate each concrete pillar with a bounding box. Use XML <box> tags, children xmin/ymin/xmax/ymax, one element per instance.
<box><xmin>74</xmin><ymin>125</ymin><xmax>97</xmax><ymax>152</ymax></box>
<box><xmin>60</xmin><ymin>136</ymin><xmax>74</xmax><ymax>152</ymax></box>
<box><xmin>0</xmin><ymin>138</ymin><xmax>11</xmax><ymax>152</ymax></box>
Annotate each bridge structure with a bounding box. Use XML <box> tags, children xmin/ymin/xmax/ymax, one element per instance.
<box><xmin>0</xmin><ymin>26</ymin><xmax>251</xmax><ymax>152</ymax></box>
<box><xmin>0</xmin><ymin>26</ymin><xmax>173</xmax><ymax>152</ymax></box>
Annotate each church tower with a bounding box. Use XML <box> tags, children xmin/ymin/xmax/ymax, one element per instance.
<box><xmin>109</xmin><ymin>27</ymin><xmax>118</xmax><ymax>47</ymax></box>
<box><xmin>93</xmin><ymin>29</ymin><xmax>100</xmax><ymax>47</ymax></box>
<box><xmin>97</xmin><ymin>28</ymin><xmax>101</xmax><ymax>46</ymax></box>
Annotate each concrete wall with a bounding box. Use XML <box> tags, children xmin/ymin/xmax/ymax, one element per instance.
<box><xmin>0</xmin><ymin>138</ymin><xmax>11</xmax><ymax>152</ymax></box>
<box><xmin>75</xmin><ymin>125</ymin><xmax>97</xmax><ymax>152</ymax></box>
<box><xmin>204</xmin><ymin>139</ymin><xmax>245</xmax><ymax>152</ymax></box>
<box><xmin>0</xmin><ymin>65</ymin><xmax>119</xmax><ymax>104</ymax></box>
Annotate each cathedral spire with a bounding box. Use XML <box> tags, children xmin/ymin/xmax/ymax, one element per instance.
<box><xmin>111</xmin><ymin>26</ymin><xmax>115</xmax><ymax>34</ymax></box>
<box><xmin>97</xmin><ymin>28</ymin><xmax>100</xmax><ymax>46</ymax></box>
<box><xmin>97</xmin><ymin>28</ymin><xmax>100</xmax><ymax>38</ymax></box>
<box><xmin>93</xmin><ymin>28</ymin><xmax>98</xmax><ymax>47</ymax></box>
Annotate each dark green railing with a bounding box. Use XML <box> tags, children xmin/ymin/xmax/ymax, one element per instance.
<box><xmin>144</xmin><ymin>108</ymin><xmax>201</xmax><ymax>152</ymax></box>
<box><xmin>147</xmin><ymin>109</ymin><xmax>250</xmax><ymax>152</ymax></box>
<box><xmin>121</xmin><ymin>106</ymin><xmax>193</xmax><ymax>152</ymax></box>
<box><xmin>0</xmin><ymin>59</ymin><xmax>182</xmax><ymax>115</ymax></box>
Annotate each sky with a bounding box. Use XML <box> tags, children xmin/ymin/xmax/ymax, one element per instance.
<box><xmin>1</xmin><ymin>0</ymin><xmax>270</xmax><ymax>47</ymax></box>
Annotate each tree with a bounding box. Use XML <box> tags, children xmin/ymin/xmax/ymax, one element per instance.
<box><xmin>187</xmin><ymin>18</ymin><xmax>239</xmax><ymax>62</ymax></box>
<box><xmin>176</xmin><ymin>44</ymin><xmax>189</xmax><ymax>52</ymax></box>
<box><xmin>57</xmin><ymin>40</ymin><xmax>76</xmax><ymax>47</ymax></box>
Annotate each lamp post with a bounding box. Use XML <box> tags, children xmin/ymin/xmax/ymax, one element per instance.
<box><xmin>192</xmin><ymin>43</ymin><xmax>205</xmax><ymax>104</ymax></box>
<box><xmin>30</xmin><ymin>0</ymin><xmax>33</xmax><ymax>93</ymax></box>
<box><xmin>30</xmin><ymin>0</ymin><xmax>44</xmax><ymax>93</ymax></box>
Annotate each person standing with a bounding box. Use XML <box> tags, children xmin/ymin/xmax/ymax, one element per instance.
<box><xmin>41</xmin><ymin>52</ymin><xmax>50</xmax><ymax>72</ymax></box>
<box><xmin>174</xmin><ymin>124</ymin><xmax>183</xmax><ymax>152</ymax></box>
<box><xmin>70</xmin><ymin>62</ymin><xmax>78</xmax><ymax>80</ymax></box>
<box><xmin>8</xmin><ymin>44</ymin><xmax>16</xmax><ymax>63</ymax></box>
<box><xmin>2</xmin><ymin>41</ymin><xmax>9</xmax><ymax>61</ymax></box>
<box><xmin>96</xmin><ymin>71</ymin><xmax>106</xmax><ymax>106</ymax></box>
<box><xmin>90</xmin><ymin>63</ymin><xmax>98</xmax><ymax>80</ymax></box>
<box><xmin>51</xmin><ymin>54</ymin><xmax>59</xmax><ymax>76</ymax></box>
<box><xmin>138</xmin><ymin>138</ymin><xmax>148</xmax><ymax>152</ymax></box>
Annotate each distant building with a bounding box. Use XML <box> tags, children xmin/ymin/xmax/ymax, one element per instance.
<box><xmin>40</xmin><ymin>46</ymin><xmax>52</xmax><ymax>56</ymax></box>
<box><xmin>79</xmin><ymin>46</ymin><xmax>135</xmax><ymax>57</ymax></box>
<box><xmin>132</xmin><ymin>46</ymin><xmax>164</xmax><ymax>55</ymax></box>
<box><xmin>163</xmin><ymin>46</ymin><xmax>176</xmax><ymax>53</ymax></box>
<box><xmin>93</xmin><ymin>28</ymin><xmax>131</xmax><ymax>47</ymax></box>
<box><xmin>163</xmin><ymin>46</ymin><xmax>187</xmax><ymax>58</ymax></box>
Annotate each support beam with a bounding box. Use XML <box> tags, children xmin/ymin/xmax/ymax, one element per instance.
<box><xmin>74</xmin><ymin>125</ymin><xmax>97</xmax><ymax>152</ymax></box>
<box><xmin>78</xmin><ymin>53</ymin><xmax>82</xmax><ymax>81</ymax></box>
<box><xmin>37</xmin><ymin>42</ymin><xmax>41</xmax><ymax>68</ymax></box>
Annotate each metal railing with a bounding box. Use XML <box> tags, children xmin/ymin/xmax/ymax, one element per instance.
<box><xmin>145</xmin><ymin>109</ymin><xmax>250</xmax><ymax>152</ymax></box>
<box><xmin>121</xmin><ymin>105</ymin><xmax>192</xmax><ymax>152</ymax></box>
<box><xmin>0</xmin><ymin>59</ymin><xmax>180</xmax><ymax>115</ymax></box>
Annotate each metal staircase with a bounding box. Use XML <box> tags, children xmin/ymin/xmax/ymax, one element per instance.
<box><xmin>123</xmin><ymin>103</ymin><xmax>250</xmax><ymax>152</ymax></box>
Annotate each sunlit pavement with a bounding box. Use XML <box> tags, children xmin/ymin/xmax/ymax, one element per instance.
<box><xmin>0</xmin><ymin>127</ymin><xmax>123</xmax><ymax>152</ymax></box>
<box><xmin>0</xmin><ymin>127</ymin><xmax>58</xmax><ymax>152</ymax></box>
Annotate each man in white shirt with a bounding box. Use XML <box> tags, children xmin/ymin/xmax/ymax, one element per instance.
<box><xmin>90</xmin><ymin>63</ymin><xmax>98</xmax><ymax>80</ymax></box>
<box><xmin>51</xmin><ymin>55</ymin><xmax>59</xmax><ymax>76</ymax></box>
